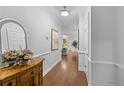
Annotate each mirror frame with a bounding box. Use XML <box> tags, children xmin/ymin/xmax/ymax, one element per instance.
<box><xmin>0</xmin><ymin>18</ymin><xmax>27</xmax><ymax>54</ymax></box>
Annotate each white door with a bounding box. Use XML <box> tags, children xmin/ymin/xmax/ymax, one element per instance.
<box><xmin>84</xmin><ymin>13</ymin><xmax>89</xmax><ymax>79</ymax></box>
<box><xmin>79</xmin><ymin>9</ymin><xmax>91</xmax><ymax>84</ymax></box>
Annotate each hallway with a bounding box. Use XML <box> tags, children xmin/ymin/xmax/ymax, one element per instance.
<box><xmin>43</xmin><ymin>51</ymin><xmax>88</xmax><ymax>86</ymax></box>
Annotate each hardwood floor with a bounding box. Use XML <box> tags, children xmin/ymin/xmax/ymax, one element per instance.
<box><xmin>43</xmin><ymin>51</ymin><xmax>88</xmax><ymax>86</ymax></box>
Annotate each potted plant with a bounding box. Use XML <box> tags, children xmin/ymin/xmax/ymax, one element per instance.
<box><xmin>72</xmin><ymin>40</ymin><xmax>78</xmax><ymax>51</ymax></box>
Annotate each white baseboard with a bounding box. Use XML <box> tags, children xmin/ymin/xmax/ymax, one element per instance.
<box><xmin>43</xmin><ymin>59</ymin><xmax>61</xmax><ymax>77</ymax></box>
<box><xmin>88</xmin><ymin>81</ymin><xmax>91</xmax><ymax>86</ymax></box>
<box><xmin>91</xmin><ymin>82</ymin><xmax>116</xmax><ymax>86</ymax></box>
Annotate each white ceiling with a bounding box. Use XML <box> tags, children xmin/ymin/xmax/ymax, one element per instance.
<box><xmin>48</xmin><ymin>6</ymin><xmax>87</xmax><ymax>33</ymax></box>
<box><xmin>53</xmin><ymin>6</ymin><xmax>79</xmax><ymax>25</ymax></box>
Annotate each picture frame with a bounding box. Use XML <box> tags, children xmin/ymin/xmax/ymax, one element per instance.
<box><xmin>51</xmin><ymin>28</ymin><xmax>59</xmax><ymax>51</ymax></box>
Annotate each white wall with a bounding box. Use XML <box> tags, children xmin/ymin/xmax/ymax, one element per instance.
<box><xmin>91</xmin><ymin>62</ymin><xmax>116</xmax><ymax>85</ymax></box>
<box><xmin>115</xmin><ymin>7</ymin><xmax>124</xmax><ymax>85</ymax></box>
<box><xmin>91</xmin><ymin>6</ymin><xmax>117</xmax><ymax>62</ymax></box>
<box><xmin>91</xmin><ymin>6</ymin><xmax>117</xmax><ymax>85</ymax></box>
<box><xmin>116</xmin><ymin>7</ymin><xmax>124</xmax><ymax>65</ymax></box>
<box><xmin>91</xmin><ymin>6</ymin><xmax>124</xmax><ymax>86</ymax></box>
<box><xmin>0</xmin><ymin>6</ymin><xmax>62</xmax><ymax>76</ymax></box>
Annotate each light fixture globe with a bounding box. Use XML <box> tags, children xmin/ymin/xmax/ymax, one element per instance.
<box><xmin>60</xmin><ymin>10</ymin><xmax>69</xmax><ymax>16</ymax></box>
<box><xmin>60</xmin><ymin>6</ymin><xmax>69</xmax><ymax>16</ymax></box>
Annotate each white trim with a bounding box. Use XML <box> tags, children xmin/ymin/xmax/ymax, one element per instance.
<box><xmin>78</xmin><ymin>51</ymin><xmax>92</xmax><ymax>86</ymax></box>
<box><xmin>91</xmin><ymin>82</ymin><xmax>116</xmax><ymax>86</ymax></box>
<box><xmin>116</xmin><ymin>63</ymin><xmax>124</xmax><ymax>69</ymax></box>
<box><xmin>78</xmin><ymin>51</ymin><xmax>91</xmax><ymax>62</ymax></box>
<box><xmin>0</xmin><ymin>18</ymin><xmax>24</xmax><ymax>26</ymax></box>
<box><xmin>33</xmin><ymin>51</ymin><xmax>52</xmax><ymax>57</ymax></box>
<box><xmin>91</xmin><ymin>60</ymin><xmax>116</xmax><ymax>65</ymax></box>
<box><xmin>78</xmin><ymin>50</ymin><xmax>87</xmax><ymax>54</ymax></box>
<box><xmin>43</xmin><ymin>58</ymin><xmax>61</xmax><ymax>77</ymax></box>
<box><xmin>33</xmin><ymin>49</ymin><xmax>61</xmax><ymax>57</ymax></box>
<box><xmin>91</xmin><ymin>60</ymin><xmax>124</xmax><ymax>70</ymax></box>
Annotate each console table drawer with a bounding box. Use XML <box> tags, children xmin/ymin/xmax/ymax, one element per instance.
<box><xmin>19</xmin><ymin>71</ymin><xmax>31</xmax><ymax>84</ymax></box>
<box><xmin>0</xmin><ymin>57</ymin><xmax>44</xmax><ymax>86</ymax></box>
<box><xmin>2</xmin><ymin>78</ymin><xmax>17</xmax><ymax>86</ymax></box>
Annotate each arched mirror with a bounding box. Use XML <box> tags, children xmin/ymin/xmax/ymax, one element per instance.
<box><xmin>0</xmin><ymin>18</ymin><xmax>27</xmax><ymax>54</ymax></box>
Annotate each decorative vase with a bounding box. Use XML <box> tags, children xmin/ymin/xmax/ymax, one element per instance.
<box><xmin>6</xmin><ymin>61</ymin><xmax>15</xmax><ymax>66</ymax></box>
<box><xmin>19</xmin><ymin>60</ymin><xmax>28</xmax><ymax>66</ymax></box>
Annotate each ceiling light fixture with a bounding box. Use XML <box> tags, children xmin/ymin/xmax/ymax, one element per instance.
<box><xmin>60</xmin><ymin>6</ymin><xmax>69</xmax><ymax>16</ymax></box>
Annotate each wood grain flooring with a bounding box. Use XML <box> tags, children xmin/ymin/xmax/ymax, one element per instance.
<box><xmin>43</xmin><ymin>51</ymin><xmax>88</xmax><ymax>86</ymax></box>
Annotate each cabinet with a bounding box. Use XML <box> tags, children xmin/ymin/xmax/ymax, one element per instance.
<box><xmin>2</xmin><ymin>77</ymin><xmax>17</xmax><ymax>86</ymax></box>
<box><xmin>0</xmin><ymin>57</ymin><xmax>44</xmax><ymax>86</ymax></box>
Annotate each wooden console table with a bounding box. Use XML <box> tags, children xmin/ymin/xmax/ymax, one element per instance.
<box><xmin>0</xmin><ymin>57</ymin><xmax>44</xmax><ymax>86</ymax></box>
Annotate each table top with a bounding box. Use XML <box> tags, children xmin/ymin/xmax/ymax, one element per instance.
<box><xmin>0</xmin><ymin>57</ymin><xmax>44</xmax><ymax>81</ymax></box>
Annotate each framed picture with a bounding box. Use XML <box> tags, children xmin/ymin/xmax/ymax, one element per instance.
<box><xmin>51</xmin><ymin>28</ymin><xmax>59</xmax><ymax>51</ymax></box>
